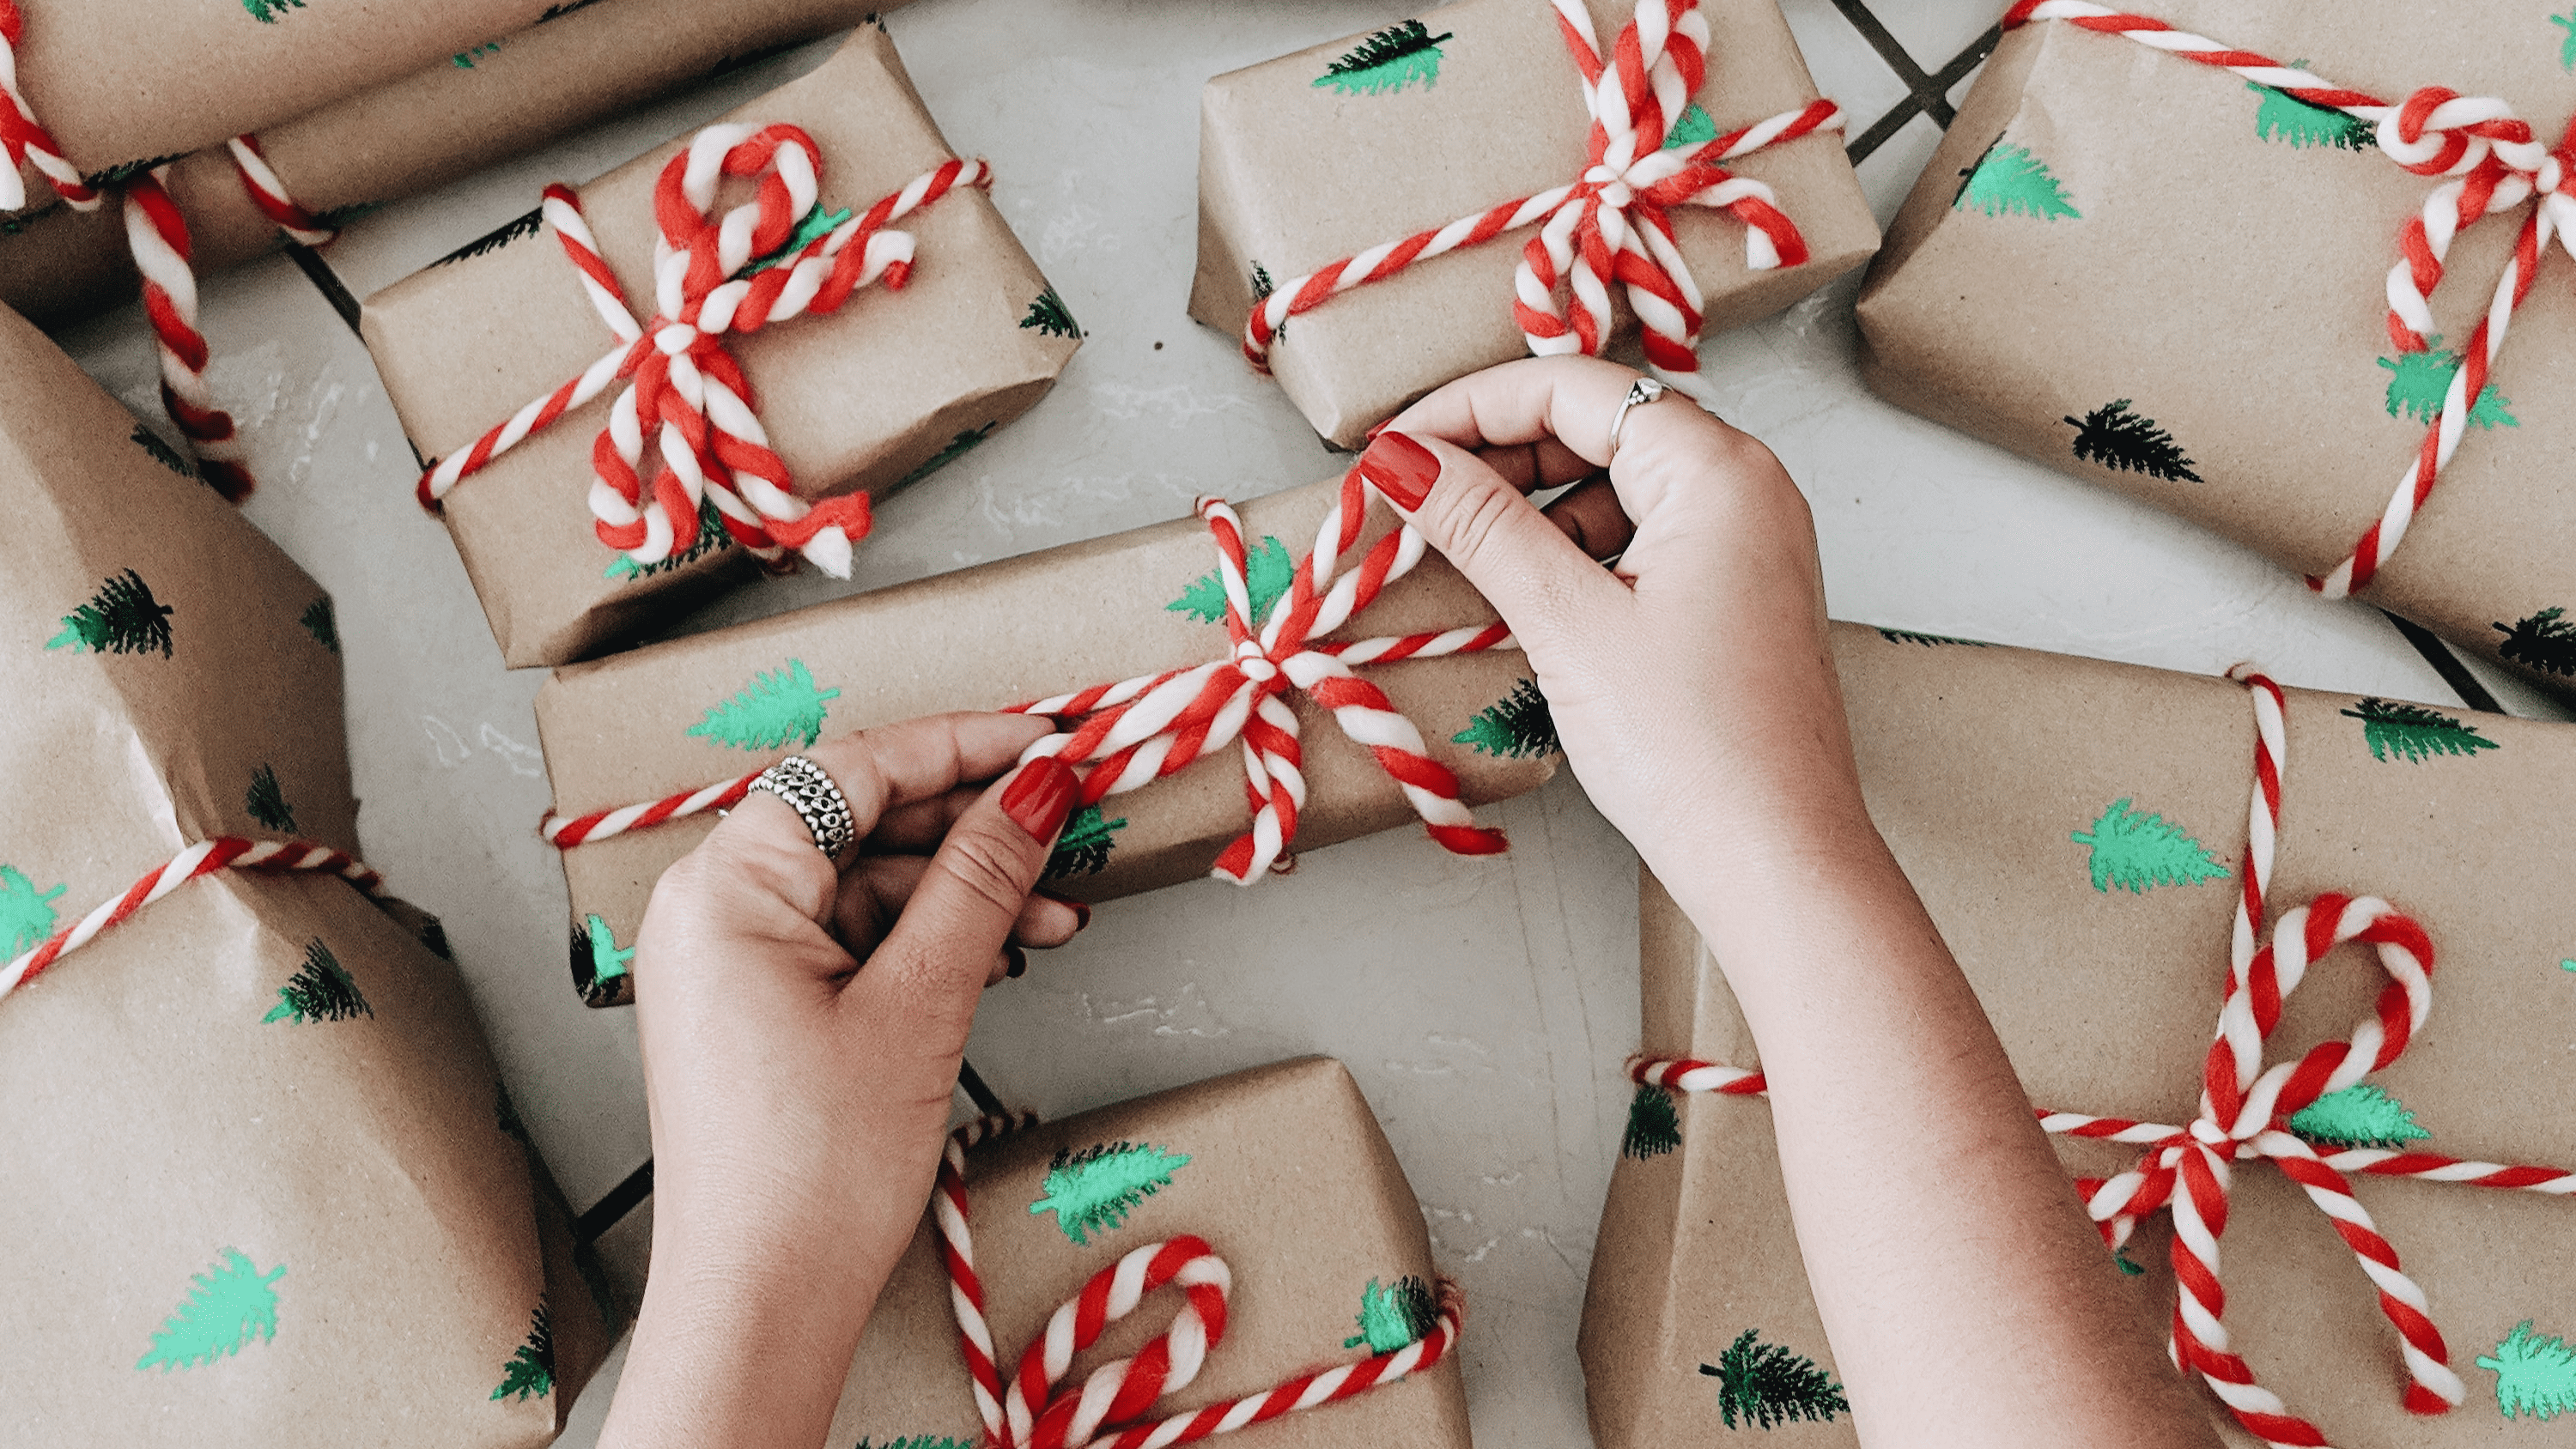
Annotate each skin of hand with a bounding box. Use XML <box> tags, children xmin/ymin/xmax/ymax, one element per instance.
<box><xmin>1362</xmin><ymin>356</ymin><xmax>2221</xmax><ymax>1449</ymax></box>
<box><xmin>595</xmin><ymin>713</ymin><xmax>1083</xmax><ymax>1449</ymax></box>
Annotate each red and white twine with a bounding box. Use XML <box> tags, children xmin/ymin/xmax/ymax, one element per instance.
<box><xmin>1627</xmin><ymin>668</ymin><xmax>2576</xmax><ymax>1447</ymax></box>
<box><xmin>2002</xmin><ymin>2</ymin><xmax>2576</xmax><ymax>601</ymax></box>
<box><xmin>0</xmin><ymin>0</ymin><xmax>94</xmax><ymax>212</ymax></box>
<box><xmin>1244</xmin><ymin>0</ymin><xmax>1840</xmax><ymax>376</ymax></box>
<box><xmin>0</xmin><ymin>838</ymin><xmax>383</xmax><ymax>1003</ymax></box>
<box><xmin>542</xmin><ymin>465</ymin><xmax>1518</xmax><ymax>885</ymax></box>
<box><xmin>224</xmin><ymin>135</ymin><xmax>336</xmax><ymax>247</ymax></box>
<box><xmin>419</xmin><ymin>123</ymin><xmax>986</xmax><ymax>578</ymax></box>
<box><xmin>933</xmin><ymin>1113</ymin><xmax>1463</xmax><ymax>1449</ymax></box>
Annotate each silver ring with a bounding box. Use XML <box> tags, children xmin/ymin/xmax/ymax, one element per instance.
<box><xmin>747</xmin><ymin>754</ymin><xmax>857</xmax><ymax>861</ymax></box>
<box><xmin>1605</xmin><ymin>377</ymin><xmax>1668</xmax><ymax>464</ymax></box>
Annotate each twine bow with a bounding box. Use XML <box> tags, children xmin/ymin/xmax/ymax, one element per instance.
<box><xmin>2002</xmin><ymin>3</ymin><xmax>2576</xmax><ymax>600</ymax></box>
<box><xmin>418</xmin><ymin>121</ymin><xmax>993</xmax><ymax>578</ymax></box>
<box><xmin>1244</xmin><ymin>0</ymin><xmax>1841</xmax><ymax>376</ymax></box>
<box><xmin>933</xmin><ymin>1113</ymin><xmax>1464</xmax><ymax>1449</ymax></box>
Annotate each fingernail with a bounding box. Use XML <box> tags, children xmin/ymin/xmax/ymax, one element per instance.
<box><xmin>1037</xmin><ymin>890</ymin><xmax>1091</xmax><ymax>931</ymax></box>
<box><xmin>1005</xmin><ymin>945</ymin><xmax>1028</xmax><ymax>979</ymax></box>
<box><xmin>1001</xmin><ymin>756</ymin><xmax>1077</xmax><ymax>843</ymax></box>
<box><xmin>1358</xmin><ymin>429</ymin><xmax>1441</xmax><ymax>511</ymax></box>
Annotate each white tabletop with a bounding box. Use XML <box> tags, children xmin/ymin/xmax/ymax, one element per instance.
<box><xmin>55</xmin><ymin>1</ymin><xmax>2567</xmax><ymax>1442</ymax></box>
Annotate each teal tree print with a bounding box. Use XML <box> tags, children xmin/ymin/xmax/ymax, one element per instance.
<box><xmin>1877</xmin><ymin>627</ymin><xmax>1988</xmax><ymax>647</ymax></box>
<box><xmin>1021</xmin><ymin>287</ymin><xmax>1084</xmax><ymax>338</ymax></box>
<box><xmin>137</xmin><ymin>1250</ymin><xmax>284</xmax><ymax>1371</ymax></box>
<box><xmin>1344</xmin><ymin>1276</ymin><xmax>1438</xmax><ymax>1353</ymax></box>
<box><xmin>131</xmin><ymin>424</ymin><xmax>197</xmax><ymax>480</ymax></box>
<box><xmin>689</xmin><ymin>659</ymin><xmax>842</xmax><ymax>750</ymax></box>
<box><xmin>1028</xmin><ymin>1141</ymin><xmax>1191</xmax><ymax>1246</ymax></box>
<box><xmin>2342</xmin><ymin>698</ymin><xmax>2499</xmax><ymax>763</ymax></box>
<box><xmin>453</xmin><ymin>39</ymin><xmax>505</xmax><ymax>67</ymax></box>
<box><xmin>1314</xmin><ymin>20</ymin><xmax>1455</xmax><ymax>95</ymax></box>
<box><xmin>2287</xmin><ymin>1084</ymin><xmax>2428</xmax><ymax>1149</ymax></box>
<box><xmin>1700</xmin><ymin>1329</ymin><xmax>1848</xmax><ymax>1429</ymax></box>
<box><xmin>896</xmin><ymin>423</ymin><xmax>996</xmax><ymax>488</ymax></box>
<box><xmin>1042</xmin><ymin>805</ymin><xmax>1127</xmax><ymax>882</ymax></box>
<box><xmin>1621</xmin><ymin>1082</ymin><xmax>1681</xmax><ymax>1161</ymax></box>
<box><xmin>2379</xmin><ymin>338</ymin><xmax>2516</xmax><ymax>428</ymax></box>
<box><xmin>2064</xmin><ymin>400</ymin><xmax>2202</xmax><ymax>483</ymax></box>
<box><xmin>1168</xmin><ymin>535</ymin><xmax>1295</xmax><ymax>628</ymax></box>
<box><xmin>0</xmin><ymin>865</ymin><xmax>66</xmax><ymax>956</ymax></box>
<box><xmin>2069</xmin><ymin>799</ymin><xmax>2231</xmax><ymax>894</ymax></box>
<box><xmin>2249</xmin><ymin>67</ymin><xmax>2376</xmax><ymax>151</ymax></box>
<box><xmin>2555</xmin><ymin>11</ymin><xmax>2576</xmax><ymax>71</ymax></box>
<box><xmin>856</xmin><ymin>1439</ymin><xmax>975</xmax><ymax>1449</ymax></box>
<box><xmin>743</xmin><ymin>202</ymin><xmax>852</xmax><ymax>277</ymax></box>
<box><xmin>300</xmin><ymin>596</ymin><xmax>340</xmax><ymax>654</ymax></box>
<box><xmin>264</xmin><ymin>938</ymin><xmax>371</xmax><ymax>1024</ymax></box>
<box><xmin>240</xmin><ymin>0</ymin><xmax>307</xmax><ymax>21</ymax></box>
<box><xmin>606</xmin><ymin>494</ymin><xmax>732</xmax><ymax>580</ymax></box>
<box><xmin>2495</xmin><ymin>607</ymin><xmax>2576</xmax><ymax>676</ymax></box>
<box><xmin>1452</xmin><ymin>679</ymin><xmax>1559</xmax><ymax>759</ymax></box>
<box><xmin>1662</xmin><ymin>101</ymin><xmax>1716</xmax><ymax>151</ymax></box>
<box><xmin>48</xmin><ymin>569</ymin><xmax>175</xmax><ymax>658</ymax></box>
<box><xmin>573</xmin><ymin>913</ymin><xmax>635</xmax><ymax>1000</ymax></box>
<box><xmin>2480</xmin><ymin>1321</ymin><xmax>2576</xmax><ymax>1421</ymax></box>
<box><xmin>492</xmin><ymin>1304</ymin><xmax>556</xmax><ymax>1402</ymax></box>
<box><xmin>1953</xmin><ymin>141</ymin><xmax>2080</xmax><ymax>220</ymax></box>
<box><xmin>246</xmin><ymin>764</ymin><xmax>297</xmax><ymax>833</ymax></box>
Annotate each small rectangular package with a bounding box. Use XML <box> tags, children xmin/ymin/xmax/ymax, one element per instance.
<box><xmin>364</xmin><ymin>26</ymin><xmax>1079</xmax><ymax>667</ymax></box>
<box><xmin>0</xmin><ymin>306</ymin><xmax>610</xmax><ymax>1446</ymax></box>
<box><xmin>535</xmin><ymin>472</ymin><xmax>1558</xmax><ymax>1006</ymax></box>
<box><xmin>827</xmin><ymin>1058</ymin><xmax>1473</xmax><ymax>1449</ymax></box>
<box><xmin>1858</xmin><ymin>0</ymin><xmax>2576</xmax><ymax>694</ymax></box>
<box><xmin>1582</xmin><ymin>623</ymin><xmax>2576</xmax><ymax>1447</ymax></box>
<box><xmin>1191</xmin><ymin>0</ymin><xmax>1878</xmax><ymax>447</ymax></box>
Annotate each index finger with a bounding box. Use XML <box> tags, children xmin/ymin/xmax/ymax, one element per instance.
<box><xmin>723</xmin><ymin>712</ymin><xmax>1054</xmax><ymax>879</ymax></box>
<box><xmin>1380</xmin><ymin>355</ymin><xmax>1643</xmax><ymax>467</ymax></box>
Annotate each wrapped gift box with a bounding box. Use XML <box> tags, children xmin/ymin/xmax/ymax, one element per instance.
<box><xmin>534</xmin><ymin>472</ymin><xmax>1558</xmax><ymax>1006</ymax></box>
<box><xmin>363</xmin><ymin>26</ymin><xmax>1079</xmax><ymax>666</ymax></box>
<box><xmin>1582</xmin><ymin>623</ymin><xmax>2576</xmax><ymax>1446</ymax></box>
<box><xmin>1857</xmin><ymin>0</ymin><xmax>2576</xmax><ymax>693</ymax></box>
<box><xmin>1191</xmin><ymin>0</ymin><xmax>1878</xmax><ymax>447</ymax></box>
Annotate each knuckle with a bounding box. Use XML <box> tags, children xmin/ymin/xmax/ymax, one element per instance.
<box><xmin>933</xmin><ymin>828</ymin><xmax>1035</xmax><ymax>920</ymax></box>
<box><xmin>1435</xmin><ymin>477</ymin><xmax>1526</xmax><ymax>573</ymax></box>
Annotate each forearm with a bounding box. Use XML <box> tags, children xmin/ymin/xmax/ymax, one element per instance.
<box><xmin>597</xmin><ymin>1238</ymin><xmax>881</xmax><ymax>1449</ymax></box>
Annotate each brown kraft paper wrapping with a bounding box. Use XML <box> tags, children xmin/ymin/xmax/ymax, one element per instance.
<box><xmin>1856</xmin><ymin>0</ymin><xmax>2576</xmax><ymax>694</ymax></box>
<box><xmin>0</xmin><ymin>0</ymin><xmax>889</xmax><ymax>327</ymax></box>
<box><xmin>363</xmin><ymin>27</ymin><xmax>1079</xmax><ymax>668</ymax></box>
<box><xmin>825</xmin><ymin>1058</ymin><xmax>1472</xmax><ymax>1449</ymax></box>
<box><xmin>1190</xmin><ymin>0</ymin><xmax>1879</xmax><ymax>449</ymax></box>
<box><xmin>535</xmin><ymin>474</ymin><xmax>1558</xmax><ymax>1007</ymax></box>
<box><xmin>0</xmin><ymin>306</ymin><xmax>609</xmax><ymax>1443</ymax></box>
<box><xmin>1581</xmin><ymin>623</ymin><xmax>2576</xmax><ymax>1447</ymax></box>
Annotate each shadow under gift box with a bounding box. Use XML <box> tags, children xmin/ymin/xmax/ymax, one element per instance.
<box><xmin>827</xmin><ymin>1057</ymin><xmax>1471</xmax><ymax>1449</ymax></box>
<box><xmin>1582</xmin><ymin>624</ymin><xmax>2576</xmax><ymax>1447</ymax></box>
<box><xmin>361</xmin><ymin>26</ymin><xmax>1079</xmax><ymax>669</ymax></box>
<box><xmin>534</xmin><ymin>474</ymin><xmax>1557</xmax><ymax>1007</ymax></box>
<box><xmin>1190</xmin><ymin>0</ymin><xmax>1879</xmax><ymax>450</ymax></box>
<box><xmin>1856</xmin><ymin>0</ymin><xmax>2576</xmax><ymax>696</ymax></box>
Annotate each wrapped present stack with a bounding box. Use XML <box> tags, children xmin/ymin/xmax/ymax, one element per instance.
<box><xmin>535</xmin><ymin>468</ymin><xmax>1560</xmax><ymax>1006</ymax></box>
<box><xmin>0</xmin><ymin>306</ymin><xmax>611</xmax><ymax>1443</ymax></box>
<box><xmin>1859</xmin><ymin>0</ymin><xmax>2576</xmax><ymax>694</ymax></box>
<box><xmin>823</xmin><ymin>1058</ymin><xmax>1471</xmax><ymax>1448</ymax></box>
<box><xmin>361</xmin><ymin>25</ymin><xmax>1081</xmax><ymax>666</ymax></box>
<box><xmin>1583</xmin><ymin>623</ymin><xmax>2576</xmax><ymax>1446</ymax></box>
<box><xmin>1192</xmin><ymin>0</ymin><xmax>1879</xmax><ymax>447</ymax></box>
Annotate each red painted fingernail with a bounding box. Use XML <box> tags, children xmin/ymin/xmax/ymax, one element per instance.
<box><xmin>1358</xmin><ymin>429</ymin><xmax>1441</xmax><ymax>511</ymax></box>
<box><xmin>1001</xmin><ymin>756</ymin><xmax>1077</xmax><ymax>843</ymax></box>
<box><xmin>1005</xmin><ymin>945</ymin><xmax>1028</xmax><ymax>979</ymax></box>
<box><xmin>1036</xmin><ymin>890</ymin><xmax>1091</xmax><ymax>931</ymax></box>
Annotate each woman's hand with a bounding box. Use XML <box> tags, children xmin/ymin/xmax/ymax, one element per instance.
<box><xmin>598</xmin><ymin>714</ymin><xmax>1082</xmax><ymax>1449</ymax></box>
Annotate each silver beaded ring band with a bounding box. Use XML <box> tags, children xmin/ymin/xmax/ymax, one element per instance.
<box><xmin>747</xmin><ymin>754</ymin><xmax>858</xmax><ymax>861</ymax></box>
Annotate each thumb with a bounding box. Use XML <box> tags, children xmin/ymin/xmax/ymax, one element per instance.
<box><xmin>1357</xmin><ymin>428</ymin><xmax>1625</xmax><ymax>656</ymax></box>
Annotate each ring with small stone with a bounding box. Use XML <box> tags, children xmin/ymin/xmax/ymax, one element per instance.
<box><xmin>1606</xmin><ymin>376</ymin><xmax>1669</xmax><ymax>464</ymax></box>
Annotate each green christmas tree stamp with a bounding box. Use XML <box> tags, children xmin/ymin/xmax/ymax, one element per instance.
<box><xmin>1953</xmin><ymin>140</ymin><xmax>2080</xmax><ymax>220</ymax></box>
<box><xmin>131</xmin><ymin>423</ymin><xmax>197</xmax><ymax>480</ymax></box>
<box><xmin>137</xmin><ymin>1250</ymin><xmax>284</xmax><ymax>1371</ymax></box>
<box><xmin>857</xmin><ymin>1439</ymin><xmax>975</xmax><ymax>1449</ymax></box>
<box><xmin>2480</xmin><ymin>1321</ymin><xmax>2576</xmax><ymax>1420</ymax></box>
<box><xmin>492</xmin><ymin>1304</ymin><xmax>556</xmax><ymax>1402</ymax></box>
<box><xmin>689</xmin><ymin>659</ymin><xmax>841</xmax><ymax>751</ymax></box>
<box><xmin>246</xmin><ymin>764</ymin><xmax>297</xmax><ymax>833</ymax></box>
<box><xmin>2064</xmin><ymin>400</ymin><xmax>2201</xmax><ymax>483</ymax></box>
<box><xmin>1876</xmin><ymin>627</ymin><xmax>1989</xmax><ymax>648</ymax></box>
<box><xmin>1700</xmin><ymin>1329</ymin><xmax>1848</xmax><ymax>1428</ymax></box>
<box><xmin>1452</xmin><ymin>679</ymin><xmax>1559</xmax><ymax>759</ymax></box>
<box><xmin>48</xmin><ymin>569</ymin><xmax>175</xmax><ymax>658</ymax></box>
<box><xmin>1021</xmin><ymin>286</ymin><xmax>1083</xmax><ymax>338</ymax></box>
<box><xmin>86</xmin><ymin>153</ymin><xmax>188</xmax><ymax>191</ymax></box>
<box><xmin>2496</xmin><ymin>607</ymin><xmax>2576</xmax><ymax>677</ymax></box>
<box><xmin>896</xmin><ymin>423</ymin><xmax>997</xmax><ymax>489</ymax></box>
<box><xmin>434</xmin><ymin>207</ymin><xmax>544</xmax><ymax>268</ymax></box>
<box><xmin>1029</xmin><ymin>1140</ymin><xmax>1191</xmax><ymax>1246</ymax></box>
<box><xmin>1169</xmin><ymin>534</ymin><xmax>1295</xmax><ymax>628</ymax></box>
<box><xmin>2249</xmin><ymin>67</ymin><xmax>2376</xmax><ymax>151</ymax></box>
<box><xmin>264</xmin><ymin>938</ymin><xmax>371</xmax><ymax>1024</ymax></box>
<box><xmin>453</xmin><ymin>39</ymin><xmax>504</xmax><ymax>67</ymax></box>
<box><xmin>573</xmin><ymin>913</ymin><xmax>635</xmax><ymax>1000</ymax></box>
<box><xmin>1042</xmin><ymin>805</ymin><xmax>1127</xmax><ymax>882</ymax></box>
<box><xmin>742</xmin><ymin>201</ymin><xmax>853</xmax><ymax>277</ymax></box>
<box><xmin>2287</xmin><ymin>1084</ymin><xmax>2428</xmax><ymax>1149</ymax></box>
<box><xmin>240</xmin><ymin>0</ymin><xmax>308</xmax><ymax>22</ymax></box>
<box><xmin>1621</xmin><ymin>1082</ymin><xmax>1681</xmax><ymax>1161</ymax></box>
<box><xmin>2379</xmin><ymin>338</ymin><xmax>2515</xmax><ymax>428</ymax></box>
<box><xmin>1662</xmin><ymin>101</ymin><xmax>1716</xmax><ymax>151</ymax></box>
<box><xmin>2342</xmin><ymin>698</ymin><xmax>2499</xmax><ymax>763</ymax></box>
<box><xmin>1314</xmin><ymin>20</ymin><xmax>1455</xmax><ymax>96</ymax></box>
<box><xmin>2555</xmin><ymin>10</ymin><xmax>2576</xmax><ymax>71</ymax></box>
<box><xmin>1344</xmin><ymin>1276</ymin><xmax>1438</xmax><ymax>1353</ymax></box>
<box><xmin>2070</xmin><ymin>799</ymin><xmax>2230</xmax><ymax>894</ymax></box>
<box><xmin>0</xmin><ymin>864</ymin><xmax>66</xmax><ymax>956</ymax></box>
<box><xmin>606</xmin><ymin>494</ymin><xmax>732</xmax><ymax>580</ymax></box>
<box><xmin>300</xmin><ymin>596</ymin><xmax>340</xmax><ymax>653</ymax></box>
<box><xmin>1250</xmin><ymin>261</ymin><xmax>1284</xmax><ymax>338</ymax></box>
